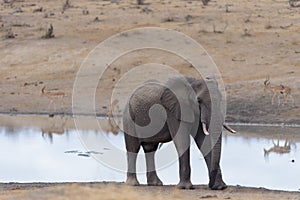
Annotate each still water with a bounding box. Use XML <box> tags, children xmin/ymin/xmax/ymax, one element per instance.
<box><xmin>0</xmin><ymin>115</ymin><xmax>299</xmax><ymax>191</ymax></box>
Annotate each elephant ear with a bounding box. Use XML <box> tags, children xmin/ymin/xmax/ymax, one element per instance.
<box><xmin>160</xmin><ymin>78</ymin><xmax>196</xmax><ymax>123</ymax></box>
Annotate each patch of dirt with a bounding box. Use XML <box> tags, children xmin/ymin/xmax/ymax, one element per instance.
<box><xmin>0</xmin><ymin>183</ymin><xmax>299</xmax><ymax>200</ymax></box>
<box><xmin>226</xmin><ymin>81</ymin><xmax>300</xmax><ymax>124</ymax></box>
<box><xmin>0</xmin><ymin>0</ymin><xmax>299</xmax><ymax>124</ymax></box>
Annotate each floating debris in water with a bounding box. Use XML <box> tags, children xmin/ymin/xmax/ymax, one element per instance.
<box><xmin>64</xmin><ymin>150</ymin><xmax>103</xmax><ymax>156</ymax></box>
<box><xmin>64</xmin><ymin>150</ymin><xmax>79</xmax><ymax>154</ymax></box>
<box><xmin>77</xmin><ymin>153</ymin><xmax>90</xmax><ymax>157</ymax></box>
<box><xmin>86</xmin><ymin>151</ymin><xmax>103</xmax><ymax>154</ymax></box>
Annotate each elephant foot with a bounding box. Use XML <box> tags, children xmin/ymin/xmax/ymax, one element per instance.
<box><xmin>209</xmin><ymin>180</ymin><xmax>227</xmax><ymax>190</ymax></box>
<box><xmin>147</xmin><ymin>173</ymin><xmax>163</xmax><ymax>186</ymax></box>
<box><xmin>208</xmin><ymin>170</ymin><xmax>227</xmax><ymax>190</ymax></box>
<box><xmin>177</xmin><ymin>181</ymin><xmax>194</xmax><ymax>190</ymax></box>
<box><xmin>147</xmin><ymin>177</ymin><xmax>163</xmax><ymax>186</ymax></box>
<box><xmin>126</xmin><ymin>176</ymin><xmax>140</xmax><ymax>186</ymax></box>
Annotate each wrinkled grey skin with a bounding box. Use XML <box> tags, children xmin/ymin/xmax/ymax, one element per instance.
<box><xmin>123</xmin><ymin>76</ymin><xmax>227</xmax><ymax>190</ymax></box>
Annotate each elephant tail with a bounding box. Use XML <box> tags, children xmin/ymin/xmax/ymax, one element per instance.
<box><xmin>123</xmin><ymin>102</ymin><xmax>136</xmax><ymax>137</ymax></box>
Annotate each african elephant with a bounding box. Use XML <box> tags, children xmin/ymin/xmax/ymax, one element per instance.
<box><xmin>123</xmin><ymin>76</ymin><xmax>236</xmax><ymax>190</ymax></box>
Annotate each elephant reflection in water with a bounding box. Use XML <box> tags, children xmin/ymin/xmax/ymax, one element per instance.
<box><xmin>41</xmin><ymin>116</ymin><xmax>68</xmax><ymax>143</ymax></box>
<box><xmin>264</xmin><ymin>139</ymin><xmax>296</xmax><ymax>159</ymax></box>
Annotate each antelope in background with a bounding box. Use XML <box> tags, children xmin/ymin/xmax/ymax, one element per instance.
<box><xmin>41</xmin><ymin>116</ymin><xmax>68</xmax><ymax>143</ymax></box>
<box><xmin>41</xmin><ymin>86</ymin><xmax>66</xmax><ymax>111</ymax></box>
<box><xmin>264</xmin><ymin>139</ymin><xmax>293</xmax><ymax>159</ymax></box>
<box><xmin>264</xmin><ymin>76</ymin><xmax>294</xmax><ymax>105</ymax></box>
<box><xmin>99</xmin><ymin>99</ymin><xmax>121</xmax><ymax>135</ymax></box>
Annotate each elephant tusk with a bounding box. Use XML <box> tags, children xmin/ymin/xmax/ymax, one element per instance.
<box><xmin>202</xmin><ymin>123</ymin><xmax>210</xmax><ymax>135</ymax></box>
<box><xmin>223</xmin><ymin>124</ymin><xmax>237</xmax><ymax>134</ymax></box>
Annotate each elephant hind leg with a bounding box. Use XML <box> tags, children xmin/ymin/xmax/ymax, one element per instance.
<box><xmin>167</xmin><ymin>117</ymin><xmax>193</xmax><ymax>189</ymax></box>
<box><xmin>142</xmin><ymin>143</ymin><xmax>163</xmax><ymax>186</ymax></box>
<box><xmin>125</xmin><ymin>134</ymin><xmax>140</xmax><ymax>186</ymax></box>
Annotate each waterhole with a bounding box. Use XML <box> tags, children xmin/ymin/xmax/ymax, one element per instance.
<box><xmin>0</xmin><ymin>115</ymin><xmax>299</xmax><ymax>191</ymax></box>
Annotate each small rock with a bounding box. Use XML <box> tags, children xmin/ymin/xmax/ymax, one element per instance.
<box><xmin>185</xmin><ymin>14</ymin><xmax>193</xmax><ymax>21</ymax></box>
<box><xmin>33</xmin><ymin>7</ymin><xmax>43</xmax><ymax>13</ymax></box>
<box><xmin>164</xmin><ymin>16</ymin><xmax>174</xmax><ymax>22</ymax></box>
<box><xmin>200</xmin><ymin>195</ymin><xmax>217</xmax><ymax>199</ymax></box>
<box><xmin>141</xmin><ymin>7</ymin><xmax>152</xmax><ymax>13</ymax></box>
<box><xmin>93</xmin><ymin>17</ymin><xmax>101</xmax><ymax>22</ymax></box>
<box><xmin>11</xmin><ymin>7</ymin><xmax>23</xmax><ymax>14</ymax></box>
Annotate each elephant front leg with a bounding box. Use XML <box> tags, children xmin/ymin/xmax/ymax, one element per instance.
<box><xmin>204</xmin><ymin>151</ymin><xmax>227</xmax><ymax>190</ymax></box>
<box><xmin>125</xmin><ymin>134</ymin><xmax>140</xmax><ymax>186</ymax></box>
<box><xmin>208</xmin><ymin>135</ymin><xmax>227</xmax><ymax>190</ymax></box>
<box><xmin>126</xmin><ymin>151</ymin><xmax>140</xmax><ymax>186</ymax></box>
<box><xmin>177</xmin><ymin>149</ymin><xmax>194</xmax><ymax>189</ymax></box>
<box><xmin>195</xmin><ymin>133</ymin><xmax>227</xmax><ymax>190</ymax></box>
<box><xmin>168</xmin><ymin>118</ymin><xmax>193</xmax><ymax>189</ymax></box>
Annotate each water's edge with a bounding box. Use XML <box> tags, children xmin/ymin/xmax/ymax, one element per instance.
<box><xmin>0</xmin><ymin>182</ymin><xmax>299</xmax><ymax>193</ymax></box>
<box><xmin>1</xmin><ymin>112</ymin><xmax>300</xmax><ymax>128</ymax></box>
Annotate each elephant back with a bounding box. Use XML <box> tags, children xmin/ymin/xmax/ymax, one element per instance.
<box><xmin>129</xmin><ymin>82</ymin><xmax>165</xmax><ymax>126</ymax></box>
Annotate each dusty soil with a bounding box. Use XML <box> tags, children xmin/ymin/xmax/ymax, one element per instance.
<box><xmin>0</xmin><ymin>0</ymin><xmax>299</xmax><ymax>123</ymax></box>
<box><xmin>0</xmin><ymin>182</ymin><xmax>300</xmax><ymax>200</ymax></box>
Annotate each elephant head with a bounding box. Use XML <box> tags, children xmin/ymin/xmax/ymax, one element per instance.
<box><xmin>160</xmin><ymin>76</ymin><xmax>236</xmax><ymax>136</ymax></box>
